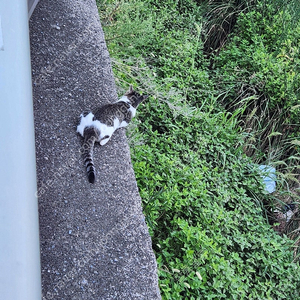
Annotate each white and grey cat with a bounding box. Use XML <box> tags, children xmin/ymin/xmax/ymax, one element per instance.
<box><xmin>77</xmin><ymin>86</ymin><xmax>148</xmax><ymax>183</ymax></box>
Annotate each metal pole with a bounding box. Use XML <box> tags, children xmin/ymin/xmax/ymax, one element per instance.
<box><xmin>0</xmin><ymin>1</ymin><xmax>41</xmax><ymax>299</ymax></box>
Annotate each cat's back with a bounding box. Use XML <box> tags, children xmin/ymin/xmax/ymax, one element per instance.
<box><xmin>93</xmin><ymin>101</ymin><xmax>130</xmax><ymax>125</ymax></box>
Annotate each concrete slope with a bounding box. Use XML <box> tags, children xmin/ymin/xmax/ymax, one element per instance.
<box><xmin>29</xmin><ymin>0</ymin><xmax>161</xmax><ymax>299</ymax></box>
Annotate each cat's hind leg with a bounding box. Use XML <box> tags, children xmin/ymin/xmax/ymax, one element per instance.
<box><xmin>99</xmin><ymin>125</ymin><xmax>115</xmax><ymax>146</ymax></box>
<box><xmin>100</xmin><ymin>135</ymin><xmax>112</xmax><ymax>146</ymax></box>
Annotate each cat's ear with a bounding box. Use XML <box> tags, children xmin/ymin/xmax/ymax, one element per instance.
<box><xmin>125</xmin><ymin>85</ymin><xmax>134</xmax><ymax>96</ymax></box>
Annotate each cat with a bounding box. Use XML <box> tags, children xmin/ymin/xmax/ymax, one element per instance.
<box><xmin>77</xmin><ymin>86</ymin><xmax>148</xmax><ymax>183</ymax></box>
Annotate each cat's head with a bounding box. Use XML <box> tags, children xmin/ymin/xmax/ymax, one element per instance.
<box><xmin>125</xmin><ymin>85</ymin><xmax>149</xmax><ymax>108</ymax></box>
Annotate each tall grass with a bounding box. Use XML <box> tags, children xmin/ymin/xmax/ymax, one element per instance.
<box><xmin>202</xmin><ymin>0</ymin><xmax>257</xmax><ymax>54</ymax></box>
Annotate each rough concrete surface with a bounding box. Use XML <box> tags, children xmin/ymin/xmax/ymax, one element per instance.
<box><xmin>29</xmin><ymin>0</ymin><xmax>161</xmax><ymax>299</ymax></box>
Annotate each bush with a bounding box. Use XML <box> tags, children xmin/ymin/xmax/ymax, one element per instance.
<box><xmin>98</xmin><ymin>0</ymin><xmax>300</xmax><ymax>298</ymax></box>
<box><xmin>211</xmin><ymin>3</ymin><xmax>300</xmax><ymax>216</ymax></box>
<box><xmin>132</xmin><ymin>103</ymin><xmax>300</xmax><ymax>299</ymax></box>
<box><xmin>214</xmin><ymin>3</ymin><xmax>300</xmax><ymax>114</ymax></box>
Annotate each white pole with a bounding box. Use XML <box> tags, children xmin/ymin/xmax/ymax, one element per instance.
<box><xmin>0</xmin><ymin>1</ymin><xmax>41</xmax><ymax>299</ymax></box>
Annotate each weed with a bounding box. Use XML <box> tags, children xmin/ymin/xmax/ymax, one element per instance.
<box><xmin>98</xmin><ymin>0</ymin><xmax>300</xmax><ymax>298</ymax></box>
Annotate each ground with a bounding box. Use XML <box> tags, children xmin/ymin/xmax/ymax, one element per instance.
<box><xmin>29</xmin><ymin>0</ymin><xmax>161</xmax><ymax>299</ymax></box>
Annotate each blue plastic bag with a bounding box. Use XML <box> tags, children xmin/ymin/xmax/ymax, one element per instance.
<box><xmin>258</xmin><ymin>165</ymin><xmax>276</xmax><ymax>193</ymax></box>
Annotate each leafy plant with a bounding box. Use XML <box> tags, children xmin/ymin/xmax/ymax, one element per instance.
<box><xmin>133</xmin><ymin>104</ymin><xmax>300</xmax><ymax>299</ymax></box>
<box><xmin>97</xmin><ymin>0</ymin><xmax>300</xmax><ymax>298</ymax></box>
<box><xmin>213</xmin><ymin>1</ymin><xmax>300</xmax><ymax>189</ymax></box>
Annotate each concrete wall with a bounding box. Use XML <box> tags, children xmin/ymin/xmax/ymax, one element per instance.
<box><xmin>0</xmin><ymin>0</ymin><xmax>41</xmax><ymax>299</ymax></box>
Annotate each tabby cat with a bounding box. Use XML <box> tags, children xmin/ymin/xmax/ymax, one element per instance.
<box><xmin>77</xmin><ymin>86</ymin><xmax>148</xmax><ymax>183</ymax></box>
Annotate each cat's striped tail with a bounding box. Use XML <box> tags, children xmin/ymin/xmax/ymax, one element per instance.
<box><xmin>82</xmin><ymin>127</ymin><xmax>97</xmax><ymax>183</ymax></box>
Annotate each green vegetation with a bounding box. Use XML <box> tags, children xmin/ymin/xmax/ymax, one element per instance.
<box><xmin>97</xmin><ymin>0</ymin><xmax>300</xmax><ymax>298</ymax></box>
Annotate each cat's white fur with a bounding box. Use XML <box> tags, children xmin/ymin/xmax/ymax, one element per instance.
<box><xmin>77</xmin><ymin>95</ymin><xmax>136</xmax><ymax>146</ymax></box>
<box><xmin>117</xmin><ymin>95</ymin><xmax>130</xmax><ymax>103</ymax></box>
<box><xmin>129</xmin><ymin>105</ymin><xmax>136</xmax><ymax>118</ymax></box>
